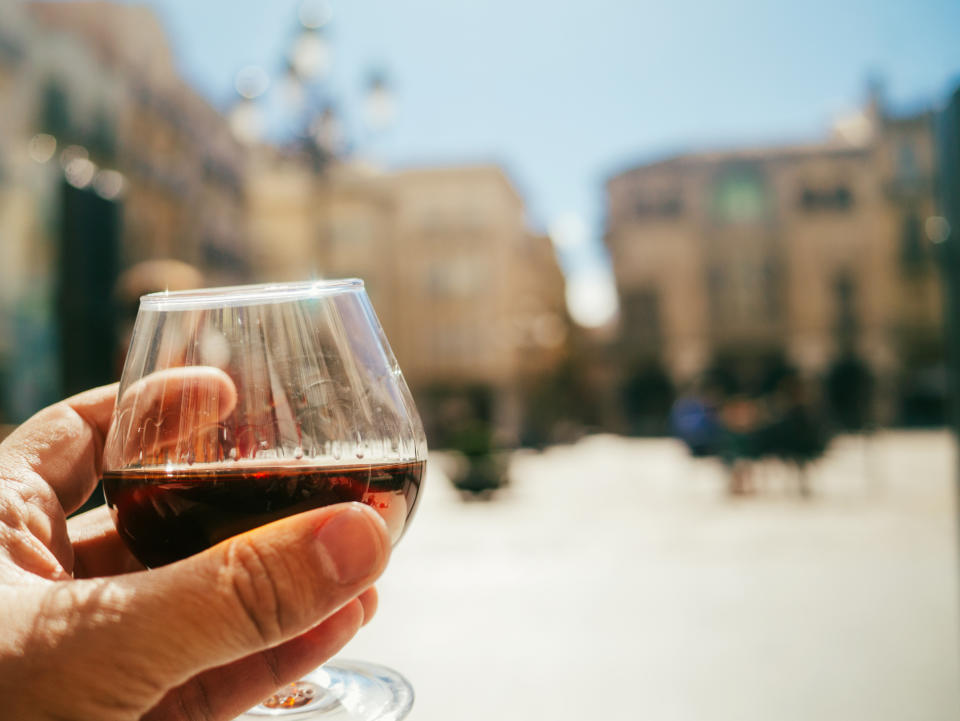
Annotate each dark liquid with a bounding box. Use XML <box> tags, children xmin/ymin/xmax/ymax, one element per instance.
<box><xmin>103</xmin><ymin>460</ymin><xmax>424</xmax><ymax>568</ymax></box>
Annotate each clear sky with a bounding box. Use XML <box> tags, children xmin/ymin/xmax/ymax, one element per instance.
<box><xmin>125</xmin><ymin>0</ymin><xmax>960</xmax><ymax>323</ymax></box>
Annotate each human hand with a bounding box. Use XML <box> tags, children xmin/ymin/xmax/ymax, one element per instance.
<box><xmin>0</xmin><ymin>376</ymin><xmax>391</xmax><ymax>720</ymax></box>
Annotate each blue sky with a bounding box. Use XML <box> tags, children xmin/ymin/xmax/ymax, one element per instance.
<box><xmin>131</xmin><ymin>0</ymin><xmax>960</xmax><ymax>322</ymax></box>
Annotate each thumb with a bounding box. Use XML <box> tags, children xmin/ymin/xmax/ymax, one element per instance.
<box><xmin>106</xmin><ymin>502</ymin><xmax>389</xmax><ymax>694</ymax></box>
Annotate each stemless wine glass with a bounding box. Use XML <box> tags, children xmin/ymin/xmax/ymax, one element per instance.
<box><xmin>101</xmin><ymin>279</ymin><xmax>427</xmax><ymax>721</ymax></box>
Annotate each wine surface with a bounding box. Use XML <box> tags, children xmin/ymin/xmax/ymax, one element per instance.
<box><xmin>103</xmin><ymin>460</ymin><xmax>424</xmax><ymax>568</ymax></box>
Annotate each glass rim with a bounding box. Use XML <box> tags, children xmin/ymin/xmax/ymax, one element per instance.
<box><xmin>139</xmin><ymin>278</ymin><xmax>365</xmax><ymax>310</ymax></box>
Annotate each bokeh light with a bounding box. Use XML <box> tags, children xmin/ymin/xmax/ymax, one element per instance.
<box><xmin>64</xmin><ymin>157</ymin><xmax>96</xmax><ymax>189</ymax></box>
<box><xmin>59</xmin><ymin>144</ymin><xmax>88</xmax><ymax>170</ymax></box>
<box><xmin>93</xmin><ymin>169</ymin><xmax>125</xmax><ymax>200</ymax></box>
<box><xmin>234</xmin><ymin>65</ymin><xmax>270</xmax><ymax>100</ymax></box>
<box><xmin>297</xmin><ymin>0</ymin><xmax>332</xmax><ymax>30</ymax></box>
<box><xmin>27</xmin><ymin>134</ymin><xmax>57</xmax><ymax>163</ymax></box>
<box><xmin>228</xmin><ymin>102</ymin><xmax>263</xmax><ymax>145</ymax></box>
<box><xmin>289</xmin><ymin>30</ymin><xmax>329</xmax><ymax>80</ymax></box>
<box><xmin>564</xmin><ymin>269</ymin><xmax>618</xmax><ymax>328</ymax></box>
<box><xmin>926</xmin><ymin>216</ymin><xmax>951</xmax><ymax>244</ymax></box>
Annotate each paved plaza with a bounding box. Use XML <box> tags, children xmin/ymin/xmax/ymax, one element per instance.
<box><xmin>343</xmin><ymin>432</ymin><xmax>960</xmax><ymax>721</ymax></box>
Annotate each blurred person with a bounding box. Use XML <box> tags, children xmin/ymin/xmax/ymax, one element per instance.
<box><xmin>669</xmin><ymin>382</ymin><xmax>722</xmax><ymax>457</ymax></box>
<box><xmin>758</xmin><ymin>372</ymin><xmax>830</xmax><ymax>497</ymax></box>
<box><xmin>0</xmin><ymin>374</ymin><xmax>391</xmax><ymax>721</ymax></box>
<box><xmin>718</xmin><ymin>394</ymin><xmax>763</xmax><ymax>496</ymax></box>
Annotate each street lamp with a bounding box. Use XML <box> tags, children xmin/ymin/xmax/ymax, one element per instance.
<box><xmin>288</xmin><ymin>23</ymin><xmax>329</xmax><ymax>81</ymax></box>
<box><xmin>297</xmin><ymin>0</ymin><xmax>333</xmax><ymax>31</ymax></box>
<box><xmin>228</xmin><ymin>0</ymin><xmax>394</xmax><ymax>169</ymax></box>
<box><xmin>363</xmin><ymin>69</ymin><xmax>395</xmax><ymax>131</ymax></box>
<box><xmin>228</xmin><ymin>65</ymin><xmax>269</xmax><ymax>145</ymax></box>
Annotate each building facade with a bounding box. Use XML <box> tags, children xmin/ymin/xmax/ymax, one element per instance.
<box><xmin>0</xmin><ymin>0</ymin><xmax>248</xmax><ymax>419</ymax></box>
<box><xmin>28</xmin><ymin>1</ymin><xmax>249</xmax><ymax>282</ymax></box>
<box><xmin>246</xmin><ymin>156</ymin><xmax>570</xmax><ymax>445</ymax></box>
<box><xmin>605</xmin><ymin>92</ymin><xmax>943</xmax><ymax>429</ymax></box>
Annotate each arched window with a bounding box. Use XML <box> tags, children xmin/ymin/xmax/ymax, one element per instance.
<box><xmin>712</xmin><ymin>166</ymin><xmax>768</xmax><ymax>223</ymax></box>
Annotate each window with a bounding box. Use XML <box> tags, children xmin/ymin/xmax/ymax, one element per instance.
<box><xmin>707</xmin><ymin>259</ymin><xmax>780</xmax><ymax>329</ymax></box>
<box><xmin>427</xmin><ymin>265</ymin><xmax>450</xmax><ymax>297</ymax></box>
<box><xmin>708</xmin><ymin>267</ymin><xmax>724</xmax><ymax>294</ymax></box>
<box><xmin>762</xmin><ymin>259</ymin><xmax>781</xmax><ymax>321</ymax></box>
<box><xmin>897</xmin><ymin>141</ymin><xmax>919</xmax><ymax>183</ymax></box>
<box><xmin>799</xmin><ymin>185</ymin><xmax>854</xmax><ymax>212</ymax></box>
<box><xmin>634</xmin><ymin>194</ymin><xmax>684</xmax><ymax>219</ymax></box>
<box><xmin>326</xmin><ymin>216</ymin><xmax>372</xmax><ymax>254</ymax></box>
<box><xmin>621</xmin><ymin>288</ymin><xmax>661</xmax><ymax>351</ymax></box>
<box><xmin>713</xmin><ymin>169</ymin><xmax>767</xmax><ymax>223</ymax></box>
<box><xmin>0</xmin><ymin>29</ymin><xmax>25</xmax><ymax>63</ymax></box>
<box><xmin>901</xmin><ymin>211</ymin><xmax>925</xmax><ymax>270</ymax></box>
<box><xmin>834</xmin><ymin>272</ymin><xmax>857</xmax><ymax>346</ymax></box>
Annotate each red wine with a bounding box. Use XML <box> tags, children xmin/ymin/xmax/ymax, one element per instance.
<box><xmin>103</xmin><ymin>460</ymin><xmax>424</xmax><ymax>568</ymax></box>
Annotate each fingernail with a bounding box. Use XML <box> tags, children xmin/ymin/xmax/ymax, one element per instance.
<box><xmin>315</xmin><ymin>505</ymin><xmax>384</xmax><ymax>585</ymax></box>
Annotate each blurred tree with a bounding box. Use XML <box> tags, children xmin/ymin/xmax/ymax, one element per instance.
<box><xmin>825</xmin><ymin>355</ymin><xmax>874</xmax><ymax>430</ymax></box>
<box><xmin>520</xmin><ymin>356</ymin><xmax>604</xmax><ymax>447</ymax></box>
<box><xmin>87</xmin><ymin>109</ymin><xmax>116</xmax><ymax>163</ymax></box>
<box><xmin>39</xmin><ymin>78</ymin><xmax>71</xmax><ymax>140</ymax></box>
<box><xmin>57</xmin><ymin>182</ymin><xmax>120</xmax><ymax>396</ymax></box>
<box><xmin>622</xmin><ymin>362</ymin><xmax>674</xmax><ymax>436</ymax></box>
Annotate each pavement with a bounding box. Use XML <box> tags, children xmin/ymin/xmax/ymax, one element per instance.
<box><xmin>341</xmin><ymin>431</ymin><xmax>960</xmax><ymax>721</ymax></box>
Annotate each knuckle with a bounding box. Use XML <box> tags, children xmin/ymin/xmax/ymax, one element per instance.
<box><xmin>221</xmin><ymin>535</ymin><xmax>306</xmax><ymax>647</ymax></box>
<box><xmin>174</xmin><ymin>676</ymin><xmax>216</xmax><ymax>721</ymax></box>
<box><xmin>222</xmin><ymin>536</ymin><xmax>286</xmax><ymax>646</ymax></box>
<box><xmin>260</xmin><ymin>645</ymin><xmax>283</xmax><ymax>687</ymax></box>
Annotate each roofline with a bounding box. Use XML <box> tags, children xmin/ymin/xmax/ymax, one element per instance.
<box><xmin>606</xmin><ymin>141</ymin><xmax>874</xmax><ymax>186</ymax></box>
<box><xmin>392</xmin><ymin>162</ymin><xmax>526</xmax><ymax>204</ymax></box>
<box><xmin>605</xmin><ymin>101</ymin><xmax>936</xmax><ymax>187</ymax></box>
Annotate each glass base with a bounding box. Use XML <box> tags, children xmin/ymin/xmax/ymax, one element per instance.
<box><xmin>237</xmin><ymin>659</ymin><xmax>414</xmax><ymax>721</ymax></box>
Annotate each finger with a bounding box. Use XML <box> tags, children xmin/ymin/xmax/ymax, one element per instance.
<box><xmin>148</xmin><ymin>588</ymin><xmax>379</xmax><ymax>721</ymax></box>
<box><xmin>106</xmin><ymin>366</ymin><xmax>238</xmax><ymax>468</ymax></box>
<box><xmin>83</xmin><ymin>503</ymin><xmax>389</xmax><ymax>694</ymax></box>
<box><xmin>68</xmin><ymin>505</ymin><xmax>144</xmax><ymax>578</ymax></box>
<box><xmin>0</xmin><ymin>367</ymin><xmax>237</xmax><ymax>517</ymax></box>
<box><xmin>144</xmin><ymin>597</ymin><xmax>369</xmax><ymax>721</ymax></box>
<box><xmin>0</xmin><ymin>383</ymin><xmax>118</xmax><ymax>517</ymax></box>
<box><xmin>358</xmin><ymin>585</ymin><xmax>378</xmax><ymax>626</ymax></box>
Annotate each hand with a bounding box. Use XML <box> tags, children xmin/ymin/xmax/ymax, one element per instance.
<box><xmin>0</xmin><ymin>379</ymin><xmax>391</xmax><ymax>720</ymax></box>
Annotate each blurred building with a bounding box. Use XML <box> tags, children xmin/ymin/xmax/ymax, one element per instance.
<box><xmin>605</xmin><ymin>88</ymin><xmax>943</xmax><ymax>429</ymax></box>
<box><xmin>27</xmin><ymin>1</ymin><xmax>248</xmax><ymax>282</ymax></box>
<box><xmin>0</xmin><ymin>0</ymin><xmax>247</xmax><ymax>420</ymax></box>
<box><xmin>247</xmin><ymin>153</ymin><xmax>569</xmax><ymax>445</ymax></box>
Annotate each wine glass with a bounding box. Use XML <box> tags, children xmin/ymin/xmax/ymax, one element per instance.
<box><xmin>101</xmin><ymin>279</ymin><xmax>427</xmax><ymax>720</ymax></box>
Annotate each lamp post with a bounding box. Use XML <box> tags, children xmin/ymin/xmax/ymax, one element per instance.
<box><xmin>228</xmin><ymin>0</ymin><xmax>393</xmax><ymax>172</ymax></box>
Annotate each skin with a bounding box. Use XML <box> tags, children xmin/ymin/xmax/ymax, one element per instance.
<box><xmin>0</xmin><ymin>380</ymin><xmax>391</xmax><ymax>721</ymax></box>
